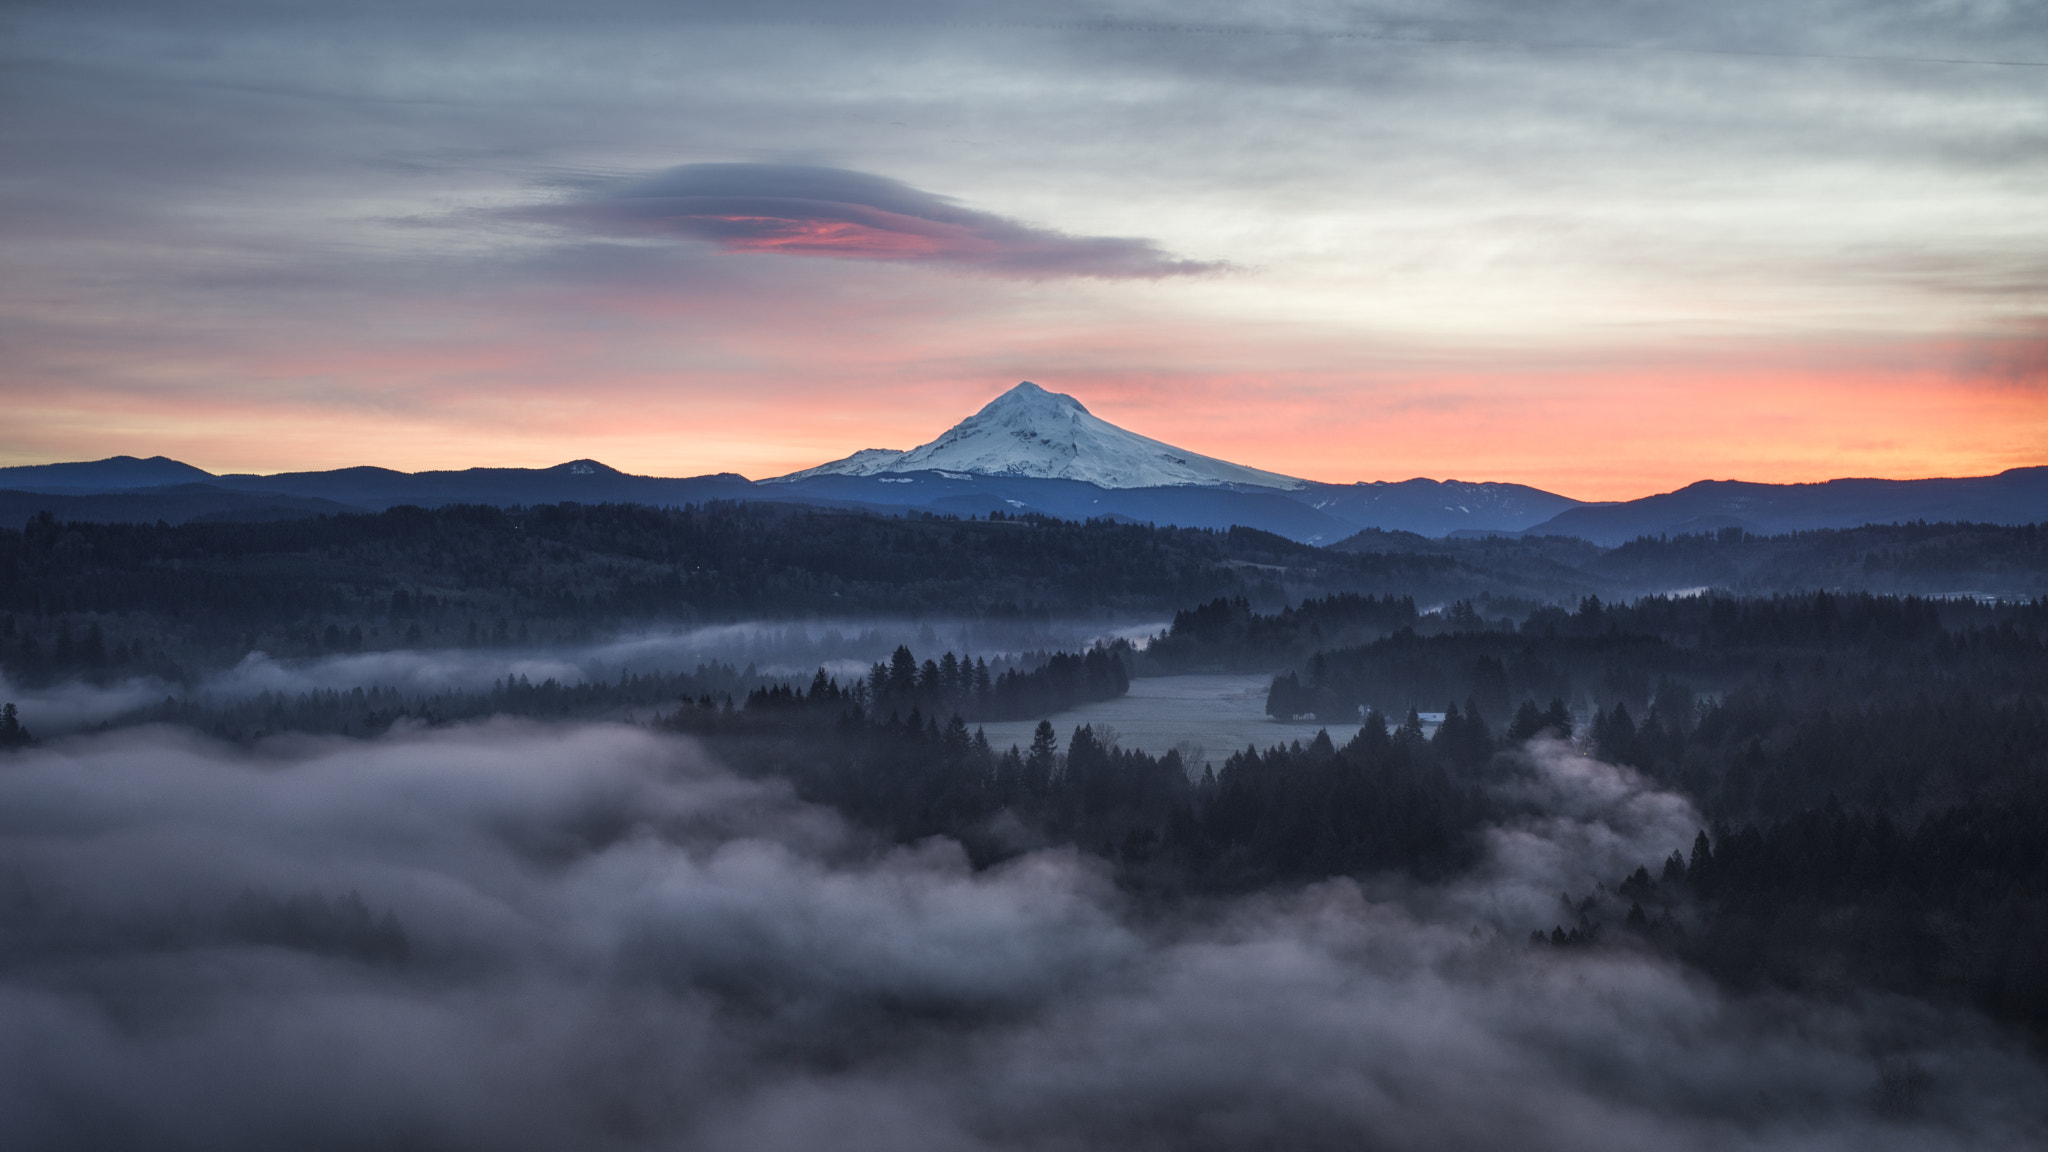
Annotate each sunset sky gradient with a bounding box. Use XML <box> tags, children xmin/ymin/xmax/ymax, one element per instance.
<box><xmin>2</xmin><ymin>1</ymin><xmax>2043</xmax><ymax>500</ymax></box>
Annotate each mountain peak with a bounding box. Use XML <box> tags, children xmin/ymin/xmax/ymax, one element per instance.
<box><xmin>547</xmin><ymin>459</ymin><xmax>623</xmax><ymax>477</ymax></box>
<box><xmin>983</xmin><ymin>380</ymin><xmax>1089</xmax><ymax>417</ymax></box>
<box><xmin>766</xmin><ymin>381</ymin><xmax>1303</xmax><ymax>490</ymax></box>
<box><xmin>0</xmin><ymin>454</ymin><xmax>217</xmax><ymax>492</ymax></box>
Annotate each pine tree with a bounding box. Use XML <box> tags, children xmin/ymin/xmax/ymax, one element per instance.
<box><xmin>889</xmin><ymin>646</ymin><xmax>918</xmax><ymax>693</ymax></box>
<box><xmin>0</xmin><ymin>702</ymin><xmax>28</xmax><ymax>749</ymax></box>
<box><xmin>1507</xmin><ymin>700</ymin><xmax>1546</xmax><ymax>742</ymax></box>
<box><xmin>1687</xmin><ymin>829</ymin><xmax>1715</xmax><ymax>890</ymax></box>
<box><xmin>1544</xmin><ymin>698</ymin><xmax>1573</xmax><ymax>739</ymax></box>
<box><xmin>1025</xmin><ymin>720</ymin><xmax>1059</xmax><ymax>793</ymax></box>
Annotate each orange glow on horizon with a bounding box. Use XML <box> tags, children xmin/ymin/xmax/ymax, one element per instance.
<box><xmin>4</xmin><ymin>348</ymin><xmax>2039</xmax><ymax>504</ymax></box>
<box><xmin>3</xmin><ymin>254</ymin><xmax>2039</xmax><ymax>502</ymax></box>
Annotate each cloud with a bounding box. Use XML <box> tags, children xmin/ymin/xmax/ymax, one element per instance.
<box><xmin>4</xmin><ymin>4</ymin><xmax>2046</xmax><ymax>487</ymax></box>
<box><xmin>0</xmin><ymin>721</ymin><xmax>2042</xmax><ymax>1149</ymax></box>
<box><xmin>519</xmin><ymin>163</ymin><xmax>1225</xmax><ymax>279</ymax></box>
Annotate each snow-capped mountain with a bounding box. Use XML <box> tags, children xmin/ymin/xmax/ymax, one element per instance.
<box><xmin>767</xmin><ymin>382</ymin><xmax>1306</xmax><ymax>490</ymax></box>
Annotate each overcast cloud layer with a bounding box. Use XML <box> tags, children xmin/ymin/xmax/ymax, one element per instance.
<box><xmin>0</xmin><ymin>1</ymin><xmax>2043</xmax><ymax>491</ymax></box>
<box><xmin>0</xmin><ymin>721</ymin><xmax>2043</xmax><ymax>1149</ymax></box>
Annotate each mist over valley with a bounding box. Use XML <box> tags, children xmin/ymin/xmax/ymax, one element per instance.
<box><xmin>2</xmin><ymin>474</ymin><xmax>2046</xmax><ymax>1147</ymax></box>
<box><xmin>5</xmin><ymin>1</ymin><xmax>2047</xmax><ymax>1142</ymax></box>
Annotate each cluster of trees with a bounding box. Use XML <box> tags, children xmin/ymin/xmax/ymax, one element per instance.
<box><xmin>1535</xmin><ymin>802</ymin><xmax>2048</xmax><ymax>1041</ymax></box>
<box><xmin>1245</xmin><ymin>586</ymin><xmax>2031</xmax><ymax>713</ymax></box>
<box><xmin>836</xmin><ymin>642</ymin><xmax>1132</xmax><ymax>722</ymax></box>
<box><xmin>740</xmin><ymin>643</ymin><xmax>1133</xmax><ymax>728</ymax></box>
<box><xmin>1582</xmin><ymin>679</ymin><xmax>2048</xmax><ymax>819</ymax></box>
<box><xmin>1258</xmin><ymin>591</ymin><xmax>2047</xmax><ymax>811</ymax></box>
<box><xmin>1142</xmin><ymin>593</ymin><xmax>1422</xmax><ymax>671</ymax></box>
<box><xmin>674</xmin><ymin>677</ymin><xmax>1187</xmax><ymax>862</ymax></box>
<box><xmin>1162</xmin><ymin>717</ymin><xmax>1489</xmax><ymax>887</ymax></box>
<box><xmin>677</xmin><ymin>679</ymin><xmax>1493</xmax><ymax>889</ymax></box>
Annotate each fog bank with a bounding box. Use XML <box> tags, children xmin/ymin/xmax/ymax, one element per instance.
<box><xmin>0</xmin><ymin>723</ymin><xmax>2040</xmax><ymax>1150</ymax></box>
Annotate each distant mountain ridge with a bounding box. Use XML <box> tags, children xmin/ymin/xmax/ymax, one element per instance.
<box><xmin>0</xmin><ymin>455</ymin><xmax>213</xmax><ymax>491</ymax></box>
<box><xmin>2</xmin><ymin>383</ymin><xmax>2038</xmax><ymax>542</ymax></box>
<box><xmin>1484</xmin><ymin>470</ymin><xmax>2048</xmax><ymax>547</ymax></box>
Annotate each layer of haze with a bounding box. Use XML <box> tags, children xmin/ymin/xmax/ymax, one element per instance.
<box><xmin>2</xmin><ymin>721</ymin><xmax>2043</xmax><ymax>1149</ymax></box>
<box><xmin>2</xmin><ymin>1</ymin><xmax>2044</xmax><ymax>496</ymax></box>
<box><xmin>0</xmin><ymin>617</ymin><xmax>1165</xmax><ymax>735</ymax></box>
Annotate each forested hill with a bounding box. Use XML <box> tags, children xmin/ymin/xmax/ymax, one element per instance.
<box><xmin>5</xmin><ymin>501</ymin><xmax>2043</xmax><ymax>689</ymax></box>
<box><xmin>0</xmin><ymin>501</ymin><xmax>1549</xmax><ymax>686</ymax></box>
<box><xmin>1334</xmin><ymin>521</ymin><xmax>2048</xmax><ymax>600</ymax></box>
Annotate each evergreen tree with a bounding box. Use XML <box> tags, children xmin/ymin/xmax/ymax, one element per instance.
<box><xmin>1025</xmin><ymin>720</ymin><xmax>1059</xmax><ymax>793</ymax></box>
<box><xmin>1544</xmin><ymin>698</ymin><xmax>1573</xmax><ymax>739</ymax></box>
<box><xmin>889</xmin><ymin>646</ymin><xmax>917</xmax><ymax>693</ymax></box>
<box><xmin>1507</xmin><ymin>700</ymin><xmax>1546</xmax><ymax>742</ymax></box>
<box><xmin>1397</xmin><ymin>706</ymin><xmax>1427</xmax><ymax>745</ymax></box>
<box><xmin>0</xmin><ymin>702</ymin><xmax>26</xmax><ymax>749</ymax></box>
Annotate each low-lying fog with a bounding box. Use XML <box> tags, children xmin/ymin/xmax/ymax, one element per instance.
<box><xmin>0</xmin><ymin>617</ymin><xmax>1167</xmax><ymax>735</ymax></box>
<box><xmin>2</xmin><ymin>722</ymin><xmax>2039</xmax><ymax>1150</ymax></box>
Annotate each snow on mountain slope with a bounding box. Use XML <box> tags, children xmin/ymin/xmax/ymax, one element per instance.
<box><xmin>768</xmin><ymin>382</ymin><xmax>1305</xmax><ymax>490</ymax></box>
<box><xmin>771</xmin><ymin>447</ymin><xmax>908</xmax><ymax>483</ymax></box>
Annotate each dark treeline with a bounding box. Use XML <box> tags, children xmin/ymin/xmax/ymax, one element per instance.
<box><xmin>0</xmin><ymin>503</ymin><xmax>1528</xmax><ymax>687</ymax></box>
<box><xmin>816</xmin><ymin>641</ymin><xmax>1134</xmax><ymax>723</ymax></box>
<box><xmin>1587</xmin><ymin>520</ymin><xmax>2048</xmax><ymax>597</ymax></box>
<box><xmin>6</xmin><ymin>504</ymin><xmax>2041</xmax><ymax>690</ymax></box>
<box><xmin>1538</xmin><ymin>800</ymin><xmax>2048</xmax><ymax>1042</ymax></box>
<box><xmin>1142</xmin><ymin>592</ymin><xmax>1429</xmax><ymax>671</ymax></box>
<box><xmin>1261</xmin><ymin>590</ymin><xmax>2048</xmax><ymax>821</ymax></box>
<box><xmin>1334</xmin><ymin>520</ymin><xmax>2048</xmax><ymax>601</ymax></box>
<box><xmin>1591</xmin><ymin>675</ymin><xmax>2048</xmax><ymax>820</ymax></box>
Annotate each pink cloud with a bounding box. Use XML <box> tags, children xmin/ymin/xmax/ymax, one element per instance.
<box><xmin>518</xmin><ymin>164</ymin><xmax>1225</xmax><ymax>280</ymax></box>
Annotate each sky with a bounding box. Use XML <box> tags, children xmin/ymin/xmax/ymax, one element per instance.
<box><xmin>1</xmin><ymin>0</ymin><xmax>2043</xmax><ymax>500</ymax></box>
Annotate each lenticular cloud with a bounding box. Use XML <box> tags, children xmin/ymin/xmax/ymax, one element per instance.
<box><xmin>525</xmin><ymin>163</ymin><xmax>1223</xmax><ymax>279</ymax></box>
